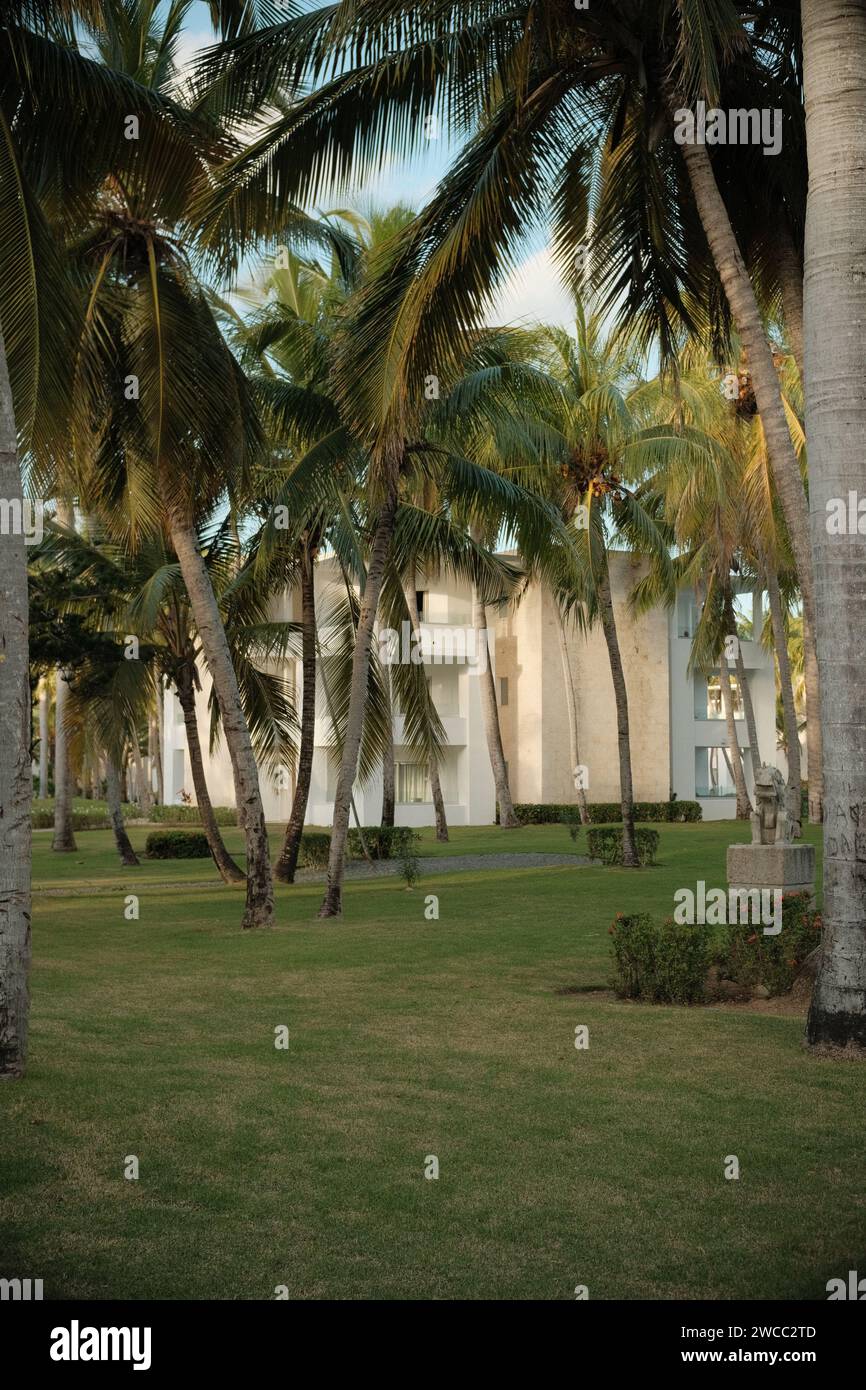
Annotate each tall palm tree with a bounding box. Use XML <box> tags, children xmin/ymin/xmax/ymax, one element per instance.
<box><xmin>802</xmin><ymin>0</ymin><xmax>866</xmax><ymax>1052</ymax></box>
<box><xmin>191</xmin><ymin>0</ymin><xmax>822</xmax><ymax>819</ymax></box>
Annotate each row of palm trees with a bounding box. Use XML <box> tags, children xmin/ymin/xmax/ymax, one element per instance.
<box><xmin>1</xmin><ymin>0</ymin><xmax>864</xmax><ymax>1080</ymax></box>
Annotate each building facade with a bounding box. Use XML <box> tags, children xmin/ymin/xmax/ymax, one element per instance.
<box><xmin>162</xmin><ymin>553</ymin><xmax>777</xmax><ymax>827</ymax></box>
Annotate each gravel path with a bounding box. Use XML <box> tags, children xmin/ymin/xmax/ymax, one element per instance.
<box><xmin>33</xmin><ymin>852</ymin><xmax>592</xmax><ymax>896</ymax></box>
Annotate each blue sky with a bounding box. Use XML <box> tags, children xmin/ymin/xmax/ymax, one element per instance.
<box><xmin>178</xmin><ymin>3</ymin><xmax>575</xmax><ymax>327</ymax></box>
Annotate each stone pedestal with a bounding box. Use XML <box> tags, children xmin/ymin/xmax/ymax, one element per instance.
<box><xmin>726</xmin><ymin>842</ymin><xmax>816</xmax><ymax>901</ymax></box>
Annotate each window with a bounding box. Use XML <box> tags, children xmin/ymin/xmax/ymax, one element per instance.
<box><xmin>695</xmin><ymin>746</ymin><xmax>745</xmax><ymax>798</ymax></box>
<box><xmin>396</xmin><ymin>762</ymin><xmax>431</xmax><ymax>804</ymax></box>
<box><xmin>703</xmin><ymin>674</ymin><xmax>743</xmax><ymax>720</ymax></box>
<box><xmin>499</xmin><ymin>676</ymin><xmax>509</xmax><ymax>707</ymax></box>
<box><xmin>415</xmin><ymin>590</ymin><xmax>427</xmax><ymax>621</ymax></box>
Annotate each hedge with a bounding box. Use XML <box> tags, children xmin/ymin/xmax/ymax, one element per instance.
<box><xmin>586</xmin><ymin>826</ymin><xmax>660</xmax><ymax>866</ymax></box>
<box><xmin>346</xmin><ymin>826</ymin><xmax>419</xmax><ymax>860</ymax></box>
<box><xmin>512</xmin><ymin>800</ymin><xmax>702</xmax><ymax>825</ymax></box>
<box><xmin>716</xmin><ymin>891</ymin><xmax>821</xmax><ymax>996</ymax></box>
<box><xmin>150</xmin><ymin>804</ymin><xmax>236</xmax><ymax>826</ymax></box>
<box><xmin>145</xmin><ymin>830</ymin><xmax>211</xmax><ymax>859</ymax></box>
<box><xmin>610</xmin><ymin>913</ymin><xmax>709</xmax><ymax>1003</ymax></box>
<box><xmin>300</xmin><ymin>832</ymin><xmax>331</xmax><ymax>869</ymax></box>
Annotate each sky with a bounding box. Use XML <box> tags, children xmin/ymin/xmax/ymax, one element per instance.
<box><xmin>177</xmin><ymin>4</ymin><xmax>576</xmax><ymax>328</ymax></box>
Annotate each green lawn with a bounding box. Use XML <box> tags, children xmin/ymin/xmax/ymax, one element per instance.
<box><xmin>4</xmin><ymin>819</ymin><xmax>865</xmax><ymax>1300</ymax></box>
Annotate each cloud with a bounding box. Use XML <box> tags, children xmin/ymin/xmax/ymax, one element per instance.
<box><xmin>486</xmin><ymin>246</ymin><xmax>575</xmax><ymax>329</ymax></box>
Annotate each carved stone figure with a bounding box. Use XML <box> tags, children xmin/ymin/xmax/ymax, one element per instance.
<box><xmin>751</xmin><ymin>764</ymin><xmax>789</xmax><ymax>845</ymax></box>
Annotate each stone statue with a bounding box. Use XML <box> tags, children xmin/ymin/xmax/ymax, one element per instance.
<box><xmin>751</xmin><ymin>764</ymin><xmax>789</xmax><ymax>846</ymax></box>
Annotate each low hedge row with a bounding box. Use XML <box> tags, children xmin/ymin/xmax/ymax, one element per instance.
<box><xmin>586</xmin><ymin>826</ymin><xmax>660</xmax><ymax>866</ymax></box>
<box><xmin>300</xmin><ymin>832</ymin><xmax>331</xmax><ymax>869</ymax></box>
<box><xmin>145</xmin><ymin>831</ymin><xmax>211</xmax><ymax>859</ymax></box>
<box><xmin>512</xmin><ymin>800</ymin><xmax>702</xmax><ymax>825</ymax></box>
<box><xmin>149</xmin><ymin>804</ymin><xmax>236</xmax><ymax>826</ymax></box>
<box><xmin>610</xmin><ymin>892</ymin><xmax>821</xmax><ymax>1003</ymax></box>
<box><xmin>346</xmin><ymin>826</ymin><xmax>419</xmax><ymax>860</ymax></box>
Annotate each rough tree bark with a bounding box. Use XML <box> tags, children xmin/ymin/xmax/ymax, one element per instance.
<box><xmin>170</xmin><ymin>518</ymin><xmax>273</xmax><ymax>927</ymax></box>
<box><xmin>0</xmin><ymin>320</ymin><xmax>32</xmax><ymax>1079</ymax></box>
<box><xmin>38</xmin><ymin>680</ymin><xmax>49</xmax><ymax>799</ymax></box>
<box><xmin>803</xmin><ymin>0</ymin><xmax>866</xmax><ymax>1052</ymax></box>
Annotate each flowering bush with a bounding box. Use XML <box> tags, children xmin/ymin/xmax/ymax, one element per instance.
<box><xmin>717</xmin><ymin>892</ymin><xmax>821</xmax><ymax>996</ymax></box>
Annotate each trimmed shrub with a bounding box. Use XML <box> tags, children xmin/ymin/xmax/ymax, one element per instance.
<box><xmin>145</xmin><ymin>830</ymin><xmax>211</xmax><ymax>860</ymax></box>
<box><xmin>610</xmin><ymin>912</ymin><xmax>709</xmax><ymax>1004</ymax></box>
<box><xmin>513</xmin><ymin>800</ymin><xmax>701</xmax><ymax>825</ymax></box>
<box><xmin>300</xmin><ymin>832</ymin><xmax>331</xmax><ymax>869</ymax></box>
<box><xmin>346</xmin><ymin>826</ymin><xmax>419</xmax><ymax>860</ymax></box>
<box><xmin>717</xmin><ymin>891</ymin><xmax>822</xmax><ymax>996</ymax></box>
<box><xmin>149</xmin><ymin>804</ymin><xmax>236</xmax><ymax>826</ymax></box>
<box><xmin>32</xmin><ymin>798</ymin><xmax>135</xmax><ymax>830</ymax></box>
<box><xmin>586</xmin><ymin>826</ymin><xmax>660</xmax><ymax>866</ymax></box>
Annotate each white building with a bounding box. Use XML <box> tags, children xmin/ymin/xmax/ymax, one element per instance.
<box><xmin>162</xmin><ymin>553</ymin><xmax>778</xmax><ymax>827</ymax></box>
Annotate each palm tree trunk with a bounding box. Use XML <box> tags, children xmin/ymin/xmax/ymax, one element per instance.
<box><xmin>556</xmin><ymin>604</ymin><xmax>590</xmax><ymax>824</ymax></box>
<box><xmin>597</xmin><ymin>563</ymin><xmax>638</xmax><ymax>865</ymax></box>
<box><xmin>381</xmin><ymin>673</ymin><xmax>396</xmax><ymax>827</ymax></box>
<box><xmin>803</xmin><ymin>0</ymin><xmax>866</xmax><ymax>1051</ymax></box>
<box><xmin>52</xmin><ymin>498</ymin><xmax>77</xmax><ymax>852</ymax></box>
<box><xmin>676</xmin><ymin>132</ymin><xmax>822</xmax><ymax>808</ymax></box>
<box><xmin>765</xmin><ymin>565</ymin><xmax>801</xmax><ymax>837</ymax></box>
<box><xmin>473</xmin><ymin>586</ymin><xmax>519</xmax><ymax>827</ymax></box>
<box><xmin>105</xmin><ymin>756</ymin><xmax>139</xmax><ymax>866</ymax></box>
<box><xmin>0</xmin><ymin>321</ymin><xmax>32</xmax><ymax>1079</ymax></box>
<box><xmin>801</xmin><ymin>606</ymin><xmax>823</xmax><ymax>821</ymax></box>
<box><xmin>275</xmin><ymin>540</ymin><xmax>317</xmax><ymax>884</ymax></box>
<box><xmin>319</xmin><ymin>473</ymin><xmax>400</xmax><ymax>916</ymax></box>
<box><xmin>778</xmin><ymin>221</ymin><xmax>805</xmax><ymax>380</ymax></box>
<box><xmin>149</xmin><ymin>708</ymin><xmax>163</xmax><ymax>805</ymax></box>
<box><xmin>404</xmin><ymin>584</ymin><xmax>448</xmax><ymax>841</ymax></box>
<box><xmin>38</xmin><ymin>681</ymin><xmax>49</xmax><ymax>799</ymax></box>
<box><xmin>176</xmin><ymin>669</ymin><xmax>246</xmax><ymax>885</ymax></box>
<box><xmin>170</xmin><ymin>518</ymin><xmax>272</xmax><ymax>926</ymax></box>
<box><xmin>725</xmin><ymin>591</ymin><xmax>761</xmax><ymax>770</ymax></box>
<box><xmin>130</xmin><ymin>739</ymin><xmax>152</xmax><ymax>818</ymax></box>
<box><xmin>719</xmin><ymin>654</ymin><xmax>752</xmax><ymax>819</ymax></box>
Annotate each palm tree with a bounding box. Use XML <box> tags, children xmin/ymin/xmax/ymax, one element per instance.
<box><xmin>191</xmin><ymin>1</ymin><xmax>822</xmax><ymax>820</ymax></box>
<box><xmin>802</xmin><ymin>0</ymin><xmax>866</xmax><ymax>1051</ymax></box>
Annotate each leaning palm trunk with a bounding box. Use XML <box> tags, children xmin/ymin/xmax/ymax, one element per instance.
<box><xmin>319</xmin><ymin>474</ymin><xmax>400</xmax><ymax>916</ymax></box>
<box><xmin>765</xmin><ymin>566</ymin><xmax>801</xmax><ymax>838</ymax></box>
<box><xmin>719</xmin><ymin>655</ymin><xmax>752</xmax><ymax>819</ymax></box>
<box><xmin>473</xmin><ymin>587</ymin><xmax>519</xmax><ymax>827</ymax></box>
<box><xmin>52</xmin><ymin>498</ymin><xmax>77</xmax><ymax>852</ymax></box>
<box><xmin>556</xmin><ymin>605</ymin><xmax>589</xmax><ymax>824</ymax></box>
<box><xmin>170</xmin><ymin>519</ymin><xmax>272</xmax><ymax>926</ymax></box>
<box><xmin>381</xmin><ymin>671</ymin><xmax>396</xmax><ymax>827</ymax></box>
<box><xmin>175</xmin><ymin>670</ymin><xmax>246</xmax><ymax>885</ymax></box>
<box><xmin>130</xmin><ymin>740</ymin><xmax>152</xmax><ymax>818</ymax></box>
<box><xmin>275</xmin><ymin>541</ymin><xmax>317</xmax><ymax>884</ymax></box>
<box><xmin>597</xmin><ymin>564</ymin><xmax>638</xmax><ymax>866</ymax></box>
<box><xmin>38</xmin><ymin>681</ymin><xmax>49</xmax><ymax>799</ymax></box>
<box><xmin>0</xmin><ymin>322</ymin><xmax>32</xmax><ymax>1079</ymax></box>
<box><xmin>676</xmin><ymin>133</ymin><xmax>823</xmax><ymax>818</ymax></box>
<box><xmin>105</xmin><ymin>757</ymin><xmax>139</xmax><ymax>866</ymax></box>
<box><xmin>405</xmin><ymin>585</ymin><xmax>448</xmax><ymax>841</ymax></box>
<box><xmin>803</xmin><ymin>0</ymin><xmax>866</xmax><ymax>1051</ymax></box>
<box><xmin>724</xmin><ymin>592</ymin><xmax>761</xmax><ymax>771</ymax></box>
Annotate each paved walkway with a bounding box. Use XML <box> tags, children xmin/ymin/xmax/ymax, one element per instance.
<box><xmin>33</xmin><ymin>852</ymin><xmax>592</xmax><ymax>896</ymax></box>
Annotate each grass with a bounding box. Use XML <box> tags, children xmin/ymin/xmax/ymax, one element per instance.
<box><xmin>4</xmin><ymin>819</ymin><xmax>865</xmax><ymax>1301</ymax></box>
